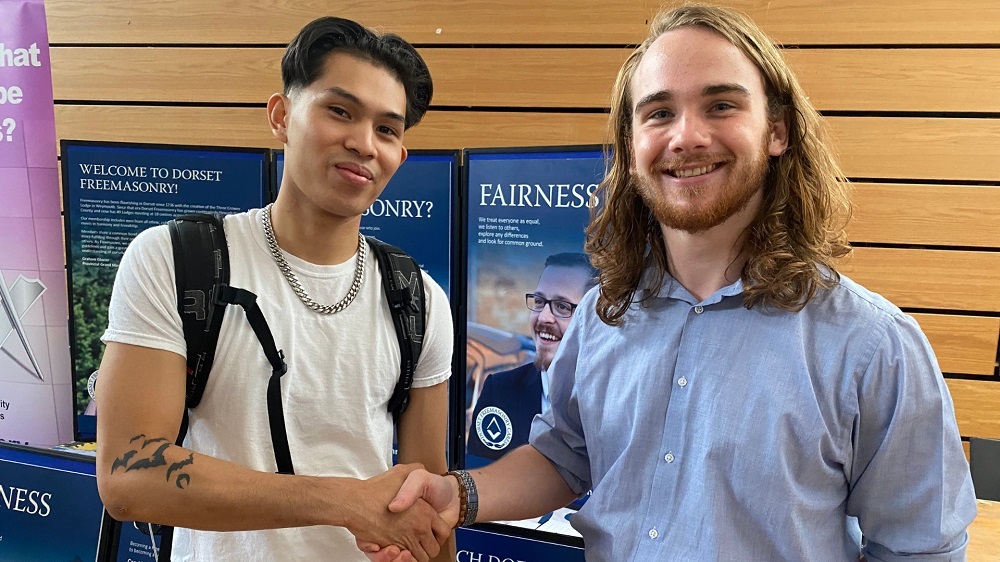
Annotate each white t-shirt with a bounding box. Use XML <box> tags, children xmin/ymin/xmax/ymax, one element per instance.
<box><xmin>102</xmin><ymin>208</ymin><xmax>453</xmax><ymax>561</ymax></box>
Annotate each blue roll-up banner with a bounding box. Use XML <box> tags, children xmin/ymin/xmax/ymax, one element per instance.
<box><xmin>60</xmin><ymin>141</ymin><xmax>269</xmax><ymax>441</ymax></box>
<box><xmin>461</xmin><ymin>147</ymin><xmax>605</xmax><ymax>548</ymax></box>
<box><xmin>272</xmin><ymin>150</ymin><xmax>457</xmax><ymax>296</ymax></box>
<box><xmin>457</xmin><ymin>525</ymin><xmax>584</xmax><ymax>562</ymax></box>
<box><xmin>0</xmin><ymin>443</ymin><xmax>103</xmax><ymax>560</ymax></box>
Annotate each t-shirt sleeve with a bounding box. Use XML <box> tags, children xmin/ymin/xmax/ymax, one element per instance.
<box><xmin>409</xmin><ymin>271</ymin><xmax>453</xmax><ymax>389</ymax></box>
<box><xmin>101</xmin><ymin>224</ymin><xmax>186</xmax><ymax>359</ymax></box>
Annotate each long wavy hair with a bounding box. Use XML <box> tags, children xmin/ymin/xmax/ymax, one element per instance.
<box><xmin>585</xmin><ymin>3</ymin><xmax>852</xmax><ymax>326</ymax></box>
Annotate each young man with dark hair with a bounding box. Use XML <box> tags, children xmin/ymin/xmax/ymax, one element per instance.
<box><xmin>467</xmin><ymin>253</ymin><xmax>596</xmax><ymax>463</ymax></box>
<box><xmin>365</xmin><ymin>5</ymin><xmax>976</xmax><ymax>561</ymax></box>
<box><xmin>96</xmin><ymin>17</ymin><xmax>453</xmax><ymax>562</ymax></box>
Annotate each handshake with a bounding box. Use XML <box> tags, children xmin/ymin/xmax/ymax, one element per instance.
<box><xmin>348</xmin><ymin>463</ymin><xmax>465</xmax><ymax>562</ymax></box>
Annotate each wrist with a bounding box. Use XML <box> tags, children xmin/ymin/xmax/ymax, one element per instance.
<box><xmin>320</xmin><ymin>476</ymin><xmax>360</xmax><ymax>528</ymax></box>
<box><xmin>445</xmin><ymin>470</ymin><xmax>479</xmax><ymax>528</ymax></box>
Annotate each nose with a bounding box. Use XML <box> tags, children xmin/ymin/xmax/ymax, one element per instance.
<box><xmin>344</xmin><ymin>122</ymin><xmax>377</xmax><ymax>158</ymax></box>
<box><xmin>667</xmin><ymin>112</ymin><xmax>710</xmax><ymax>153</ymax></box>
<box><xmin>537</xmin><ymin>302</ymin><xmax>559</xmax><ymax>322</ymax></box>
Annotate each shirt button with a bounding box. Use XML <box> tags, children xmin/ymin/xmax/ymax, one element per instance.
<box><xmin>664</xmin><ymin>452</ymin><xmax>675</xmax><ymax>463</ymax></box>
<box><xmin>649</xmin><ymin>528</ymin><xmax>659</xmax><ymax>539</ymax></box>
<box><xmin>694</xmin><ymin>305</ymin><xmax>704</xmax><ymax>314</ymax></box>
<box><xmin>677</xmin><ymin>377</ymin><xmax>688</xmax><ymax>387</ymax></box>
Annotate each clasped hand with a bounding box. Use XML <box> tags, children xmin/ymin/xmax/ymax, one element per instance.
<box><xmin>353</xmin><ymin>466</ymin><xmax>460</xmax><ymax>562</ymax></box>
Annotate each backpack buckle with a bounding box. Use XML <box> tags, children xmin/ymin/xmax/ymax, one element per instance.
<box><xmin>274</xmin><ymin>349</ymin><xmax>288</xmax><ymax>377</ymax></box>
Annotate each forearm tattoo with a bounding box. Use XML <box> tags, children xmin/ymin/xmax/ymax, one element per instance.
<box><xmin>111</xmin><ymin>434</ymin><xmax>195</xmax><ymax>489</ymax></box>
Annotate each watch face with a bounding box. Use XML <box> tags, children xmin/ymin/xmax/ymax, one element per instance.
<box><xmin>87</xmin><ymin>370</ymin><xmax>98</xmax><ymax>400</ymax></box>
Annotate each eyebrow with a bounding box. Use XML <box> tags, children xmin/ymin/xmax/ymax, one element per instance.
<box><xmin>702</xmin><ymin>83</ymin><xmax>751</xmax><ymax>97</ymax></box>
<box><xmin>633</xmin><ymin>83</ymin><xmax>752</xmax><ymax>114</ymax></box>
<box><xmin>532</xmin><ymin>291</ymin><xmax>577</xmax><ymax>303</ymax></box>
<box><xmin>326</xmin><ymin>86</ymin><xmax>406</xmax><ymax>125</ymax></box>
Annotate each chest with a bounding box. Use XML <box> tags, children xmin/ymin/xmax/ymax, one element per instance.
<box><xmin>574</xmin><ymin>303</ymin><xmax>858</xmax><ymax>479</ymax></box>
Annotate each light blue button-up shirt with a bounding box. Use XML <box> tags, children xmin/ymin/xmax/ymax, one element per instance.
<box><xmin>530</xmin><ymin>272</ymin><xmax>976</xmax><ymax>561</ymax></box>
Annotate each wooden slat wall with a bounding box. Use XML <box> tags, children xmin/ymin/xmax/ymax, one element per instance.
<box><xmin>45</xmin><ymin>0</ymin><xmax>1000</xmax><ymax>440</ymax></box>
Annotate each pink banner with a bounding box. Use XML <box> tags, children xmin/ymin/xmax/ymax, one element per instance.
<box><xmin>0</xmin><ymin>0</ymin><xmax>72</xmax><ymax>446</ymax></box>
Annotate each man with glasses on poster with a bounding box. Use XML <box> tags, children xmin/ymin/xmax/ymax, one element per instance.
<box><xmin>467</xmin><ymin>253</ymin><xmax>597</xmax><ymax>464</ymax></box>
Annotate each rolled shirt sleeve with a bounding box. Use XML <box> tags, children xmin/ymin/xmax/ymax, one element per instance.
<box><xmin>529</xmin><ymin>289</ymin><xmax>594</xmax><ymax>496</ymax></box>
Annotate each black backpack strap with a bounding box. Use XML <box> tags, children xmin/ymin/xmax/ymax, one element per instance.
<box><xmin>216</xmin><ymin>285</ymin><xmax>293</xmax><ymax>475</ymax></box>
<box><xmin>366</xmin><ymin>237</ymin><xmax>426</xmax><ymax>423</ymax></box>
<box><xmin>168</xmin><ymin>213</ymin><xmax>229</xmax><ymax>412</ymax></box>
<box><xmin>169</xmin><ymin>213</ymin><xmax>292</xmax><ymax>474</ymax></box>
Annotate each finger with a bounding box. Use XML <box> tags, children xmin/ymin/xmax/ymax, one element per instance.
<box><xmin>411</xmin><ymin>503</ymin><xmax>442</xmax><ymax>561</ymax></box>
<box><xmin>388</xmin><ymin>469</ymin><xmax>429</xmax><ymax>513</ymax></box>
<box><xmin>431</xmin><ymin>512</ymin><xmax>453</xmax><ymax>546</ymax></box>
<box><xmin>362</xmin><ymin>545</ymin><xmax>400</xmax><ymax>562</ymax></box>
<box><xmin>408</xmin><ymin>542</ymin><xmax>430</xmax><ymax>562</ymax></box>
<box><xmin>355</xmin><ymin>539</ymin><xmax>380</xmax><ymax>553</ymax></box>
<box><xmin>419</xmin><ymin>529</ymin><xmax>441</xmax><ymax>561</ymax></box>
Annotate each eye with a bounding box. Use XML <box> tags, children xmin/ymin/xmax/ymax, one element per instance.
<box><xmin>329</xmin><ymin>106</ymin><xmax>349</xmax><ymax>118</ymax></box>
<box><xmin>710</xmin><ymin>101</ymin><xmax>736</xmax><ymax>112</ymax></box>
<box><xmin>553</xmin><ymin>301</ymin><xmax>574</xmax><ymax>316</ymax></box>
<box><xmin>377</xmin><ymin>125</ymin><xmax>401</xmax><ymax>138</ymax></box>
<box><xmin>648</xmin><ymin>108</ymin><xmax>673</xmax><ymax>121</ymax></box>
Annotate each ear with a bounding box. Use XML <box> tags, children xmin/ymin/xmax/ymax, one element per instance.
<box><xmin>398</xmin><ymin>144</ymin><xmax>408</xmax><ymax>166</ymax></box>
<box><xmin>767</xmin><ymin>111</ymin><xmax>790</xmax><ymax>157</ymax></box>
<box><xmin>267</xmin><ymin>93</ymin><xmax>290</xmax><ymax>144</ymax></box>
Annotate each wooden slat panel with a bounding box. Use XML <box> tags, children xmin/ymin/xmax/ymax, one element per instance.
<box><xmin>44</xmin><ymin>0</ymin><xmax>1000</xmax><ymax>45</ymax></box>
<box><xmin>913</xmin><ymin>314</ymin><xmax>999</xmax><ymax>376</ymax></box>
<box><xmin>52</xmin><ymin>47</ymin><xmax>1000</xmax><ymax>114</ymax></box>
<box><xmin>848</xmin><ymin>183</ymin><xmax>1000</xmax><ymax>248</ymax></box>
<box><xmin>53</xmin><ymin>106</ymin><xmax>611</xmax><ymax>151</ymax></box>
<box><xmin>785</xmin><ymin>49</ymin><xmax>1000</xmax><ymax>113</ymax></box>
<box><xmin>734</xmin><ymin>0</ymin><xmax>1000</xmax><ymax>45</ymax></box>
<box><xmin>970</xmin><ymin>500</ymin><xmax>1000</xmax><ymax>559</ymax></box>
<box><xmin>51</xmin><ymin>48</ymin><xmax>282</xmax><ymax>104</ymax></box>
<box><xmin>948</xmin><ymin>379</ymin><xmax>1000</xmax><ymax>440</ymax></box>
<box><xmin>49</xmin><ymin>47</ymin><xmax>629</xmax><ymax>108</ymax></box>
<box><xmin>54</xmin><ymin>107</ymin><xmax>1000</xmax><ymax>181</ymax></box>
<box><xmin>44</xmin><ymin>0</ymin><xmax>654</xmax><ymax>45</ymax></box>
<box><xmin>55</xmin><ymin>106</ymin><xmax>279</xmax><ymax>151</ymax></box>
<box><xmin>829</xmin><ymin>117</ymin><xmax>1000</xmax><ymax>183</ymax></box>
<box><xmin>839</xmin><ymin>248</ymin><xmax>1000</xmax><ymax>312</ymax></box>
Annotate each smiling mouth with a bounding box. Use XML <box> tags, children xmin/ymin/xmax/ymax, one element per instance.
<box><xmin>335</xmin><ymin>163</ymin><xmax>374</xmax><ymax>181</ymax></box>
<box><xmin>666</xmin><ymin>163</ymin><xmax>722</xmax><ymax>178</ymax></box>
<box><xmin>536</xmin><ymin>331</ymin><xmax>561</xmax><ymax>343</ymax></box>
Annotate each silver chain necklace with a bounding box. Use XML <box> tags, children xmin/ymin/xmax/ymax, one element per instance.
<box><xmin>261</xmin><ymin>203</ymin><xmax>366</xmax><ymax>314</ymax></box>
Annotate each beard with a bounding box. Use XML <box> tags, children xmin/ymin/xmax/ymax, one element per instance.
<box><xmin>635</xmin><ymin>135</ymin><xmax>771</xmax><ymax>234</ymax></box>
<box><xmin>533</xmin><ymin>347</ymin><xmax>554</xmax><ymax>372</ymax></box>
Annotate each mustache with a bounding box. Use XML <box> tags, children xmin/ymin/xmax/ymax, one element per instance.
<box><xmin>652</xmin><ymin>155</ymin><xmax>730</xmax><ymax>173</ymax></box>
<box><xmin>534</xmin><ymin>326</ymin><xmax>563</xmax><ymax>338</ymax></box>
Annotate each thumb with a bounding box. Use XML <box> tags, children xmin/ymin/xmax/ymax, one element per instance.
<box><xmin>388</xmin><ymin>469</ymin><xmax>429</xmax><ymax>513</ymax></box>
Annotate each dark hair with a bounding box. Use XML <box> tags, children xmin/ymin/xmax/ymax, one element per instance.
<box><xmin>281</xmin><ymin>17</ymin><xmax>433</xmax><ymax>129</ymax></box>
<box><xmin>544</xmin><ymin>253</ymin><xmax>599</xmax><ymax>291</ymax></box>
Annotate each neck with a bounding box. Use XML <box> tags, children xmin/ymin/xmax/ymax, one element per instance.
<box><xmin>660</xmin><ymin>190</ymin><xmax>761</xmax><ymax>302</ymax></box>
<box><xmin>269</xmin><ymin>193</ymin><xmax>361</xmax><ymax>266</ymax></box>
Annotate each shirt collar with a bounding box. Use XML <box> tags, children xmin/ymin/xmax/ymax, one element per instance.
<box><xmin>640</xmin><ymin>267</ymin><xmax>744</xmax><ymax>306</ymax></box>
